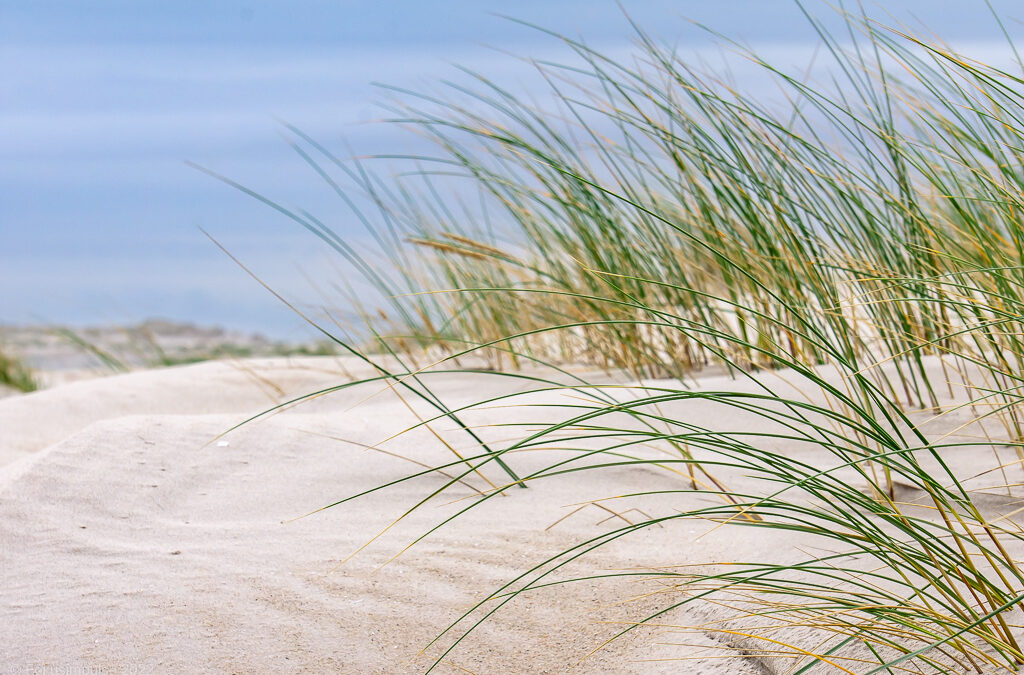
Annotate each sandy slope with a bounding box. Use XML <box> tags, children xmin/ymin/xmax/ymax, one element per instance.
<box><xmin>0</xmin><ymin>356</ymin><xmax>1018</xmax><ymax>673</ymax></box>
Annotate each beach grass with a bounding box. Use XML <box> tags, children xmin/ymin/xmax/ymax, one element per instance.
<box><xmin>0</xmin><ymin>346</ymin><xmax>36</xmax><ymax>393</ymax></box>
<box><xmin>211</xmin><ymin>5</ymin><xmax>1024</xmax><ymax>672</ymax></box>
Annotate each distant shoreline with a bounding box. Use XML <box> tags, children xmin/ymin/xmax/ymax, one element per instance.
<box><xmin>0</xmin><ymin>318</ymin><xmax>336</xmax><ymax>377</ymax></box>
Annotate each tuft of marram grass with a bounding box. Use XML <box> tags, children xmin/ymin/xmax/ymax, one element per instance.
<box><xmin>0</xmin><ymin>346</ymin><xmax>37</xmax><ymax>393</ymax></box>
<box><xmin>207</xmin><ymin>5</ymin><xmax>1024</xmax><ymax>673</ymax></box>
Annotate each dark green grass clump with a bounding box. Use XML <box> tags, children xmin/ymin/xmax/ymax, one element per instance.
<box><xmin>0</xmin><ymin>347</ymin><xmax>36</xmax><ymax>393</ymax></box>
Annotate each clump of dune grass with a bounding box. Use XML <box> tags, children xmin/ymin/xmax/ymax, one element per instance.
<box><xmin>0</xmin><ymin>346</ymin><xmax>36</xmax><ymax>393</ymax></box>
<box><xmin>203</xmin><ymin>4</ymin><xmax>1024</xmax><ymax>672</ymax></box>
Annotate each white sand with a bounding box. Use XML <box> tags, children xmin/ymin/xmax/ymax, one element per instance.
<box><xmin>0</xmin><ymin>356</ymin><xmax>1018</xmax><ymax>672</ymax></box>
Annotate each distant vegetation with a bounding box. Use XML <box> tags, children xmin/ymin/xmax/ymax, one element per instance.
<box><xmin>0</xmin><ymin>320</ymin><xmax>339</xmax><ymax>382</ymax></box>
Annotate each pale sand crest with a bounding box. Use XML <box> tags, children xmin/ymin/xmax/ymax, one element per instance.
<box><xmin>1</xmin><ymin>356</ymin><xmax>1020</xmax><ymax>672</ymax></box>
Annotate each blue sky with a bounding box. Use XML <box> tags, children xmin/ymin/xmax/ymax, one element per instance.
<box><xmin>3</xmin><ymin>1</ymin><xmax>1024</xmax><ymax>338</ymax></box>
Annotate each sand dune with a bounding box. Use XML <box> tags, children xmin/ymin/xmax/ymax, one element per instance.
<box><xmin>1</xmin><ymin>357</ymin><xmax>1017</xmax><ymax>672</ymax></box>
